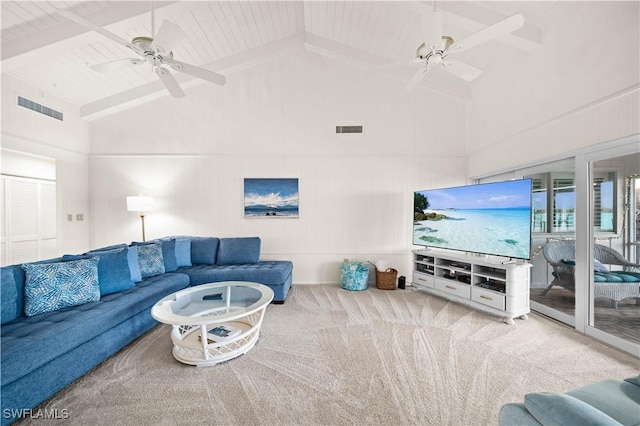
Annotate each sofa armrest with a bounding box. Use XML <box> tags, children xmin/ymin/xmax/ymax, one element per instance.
<box><xmin>499</xmin><ymin>403</ymin><xmax>543</xmax><ymax>426</ymax></box>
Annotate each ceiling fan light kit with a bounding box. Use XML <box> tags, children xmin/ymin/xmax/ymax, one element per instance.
<box><xmin>57</xmin><ymin>6</ymin><xmax>225</xmax><ymax>98</ymax></box>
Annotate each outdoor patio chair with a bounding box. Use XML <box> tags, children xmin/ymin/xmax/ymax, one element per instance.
<box><xmin>541</xmin><ymin>240</ymin><xmax>640</xmax><ymax>308</ymax></box>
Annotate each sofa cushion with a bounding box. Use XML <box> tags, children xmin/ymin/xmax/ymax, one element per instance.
<box><xmin>567</xmin><ymin>379</ymin><xmax>640</xmax><ymax>425</ymax></box>
<box><xmin>0</xmin><ymin>272</ymin><xmax>190</xmax><ymax>388</ymax></box>
<box><xmin>593</xmin><ymin>272</ymin><xmax>640</xmax><ymax>283</ymax></box>
<box><xmin>191</xmin><ymin>237</ymin><xmax>220</xmax><ymax>265</ymax></box>
<box><xmin>180</xmin><ymin>261</ymin><xmax>292</xmax><ymax>286</ymax></box>
<box><xmin>90</xmin><ymin>243</ymin><xmax>128</xmax><ymax>252</ymax></box>
<box><xmin>217</xmin><ymin>237</ymin><xmax>261</xmax><ymax>265</ymax></box>
<box><xmin>22</xmin><ymin>258</ymin><xmax>101</xmax><ymax>317</ymax></box>
<box><xmin>524</xmin><ymin>392</ymin><xmax>621</xmax><ymax>426</ymax></box>
<box><xmin>77</xmin><ymin>247</ymin><xmax>135</xmax><ymax>295</ymax></box>
<box><xmin>136</xmin><ymin>243</ymin><xmax>165</xmax><ymax>278</ymax></box>
<box><xmin>1</xmin><ymin>265</ymin><xmax>26</xmax><ymax>324</ymax></box>
<box><xmin>174</xmin><ymin>238</ymin><xmax>192</xmax><ymax>267</ymax></box>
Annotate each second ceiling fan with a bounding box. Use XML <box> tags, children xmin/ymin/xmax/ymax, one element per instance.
<box><xmin>408</xmin><ymin>8</ymin><xmax>525</xmax><ymax>88</ymax></box>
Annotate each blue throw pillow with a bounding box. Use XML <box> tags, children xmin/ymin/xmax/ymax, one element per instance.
<box><xmin>524</xmin><ymin>392</ymin><xmax>622</xmax><ymax>426</ymax></box>
<box><xmin>22</xmin><ymin>258</ymin><xmax>101</xmax><ymax>317</ymax></box>
<box><xmin>217</xmin><ymin>237</ymin><xmax>261</xmax><ymax>265</ymax></box>
<box><xmin>84</xmin><ymin>247</ymin><xmax>135</xmax><ymax>295</ymax></box>
<box><xmin>1</xmin><ymin>265</ymin><xmax>25</xmax><ymax>324</ymax></box>
<box><xmin>174</xmin><ymin>238</ymin><xmax>192</xmax><ymax>267</ymax></box>
<box><xmin>191</xmin><ymin>237</ymin><xmax>220</xmax><ymax>265</ymax></box>
<box><xmin>135</xmin><ymin>239</ymin><xmax>178</xmax><ymax>272</ymax></box>
<box><xmin>137</xmin><ymin>243</ymin><xmax>165</xmax><ymax>278</ymax></box>
<box><xmin>127</xmin><ymin>245</ymin><xmax>142</xmax><ymax>282</ymax></box>
<box><xmin>159</xmin><ymin>238</ymin><xmax>178</xmax><ymax>272</ymax></box>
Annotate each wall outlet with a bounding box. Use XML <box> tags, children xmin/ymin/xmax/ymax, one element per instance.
<box><xmin>343</xmin><ymin>258</ymin><xmax>349</xmax><ymax>263</ymax></box>
<box><xmin>67</xmin><ymin>214</ymin><xmax>73</xmax><ymax>221</ymax></box>
<box><xmin>76</xmin><ymin>214</ymin><xmax>84</xmax><ymax>221</ymax></box>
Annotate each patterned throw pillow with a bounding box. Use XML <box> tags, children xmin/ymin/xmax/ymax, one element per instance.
<box><xmin>22</xmin><ymin>258</ymin><xmax>101</xmax><ymax>317</ymax></box>
<box><xmin>137</xmin><ymin>243</ymin><xmax>165</xmax><ymax>278</ymax></box>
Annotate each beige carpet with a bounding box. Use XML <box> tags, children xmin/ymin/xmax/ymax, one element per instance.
<box><xmin>22</xmin><ymin>284</ymin><xmax>639</xmax><ymax>426</ymax></box>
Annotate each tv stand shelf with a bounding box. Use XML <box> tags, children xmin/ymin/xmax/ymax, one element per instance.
<box><xmin>412</xmin><ymin>249</ymin><xmax>531</xmax><ymax>324</ymax></box>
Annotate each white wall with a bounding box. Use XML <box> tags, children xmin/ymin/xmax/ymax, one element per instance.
<box><xmin>89</xmin><ymin>51</ymin><xmax>468</xmax><ymax>283</ymax></box>
<box><xmin>1</xmin><ymin>74</ymin><xmax>91</xmax><ymax>255</ymax></box>
<box><xmin>467</xmin><ymin>1</ymin><xmax>639</xmax><ymax>178</ymax></box>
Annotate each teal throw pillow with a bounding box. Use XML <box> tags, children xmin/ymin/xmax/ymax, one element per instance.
<box><xmin>22</xmin><ymin>258</ymin><xmax>100</xmax><ymax>317</ymax></box>
<box><xmin>524</xmin><ymin>392</ymin><xmax>622</xmax><ymax>426</ymax></box>
<box><xmin>137</xmin><ymin>243</ymin><xmax>165</xmax><ymax>278</ymax></box>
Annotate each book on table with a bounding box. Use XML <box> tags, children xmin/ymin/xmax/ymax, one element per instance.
<box><xmin>198</xmin><ymin>325</ymin><xmax>241</xmax><ymax>343</ymax></box>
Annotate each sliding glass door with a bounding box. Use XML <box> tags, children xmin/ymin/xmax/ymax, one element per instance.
<box><xmin>527</xmin><ymin>169</ymin><xmax>577</xmax><ymax>326</ymax></box>
<box><xmin>483</xmin><ymin>136</ymin><xmax>639</xmax><ymax>356</ymax></box>
<box><xmin>587</xmin><ymin>153</ymin><xmax>640</xmax><ymax>351</ymax></box>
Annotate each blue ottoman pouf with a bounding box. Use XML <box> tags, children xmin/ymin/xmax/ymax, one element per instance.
<box><xmin>340</xmin><ymin>262</ymin><xmax>369</xmax><ymax>291</ymax></box>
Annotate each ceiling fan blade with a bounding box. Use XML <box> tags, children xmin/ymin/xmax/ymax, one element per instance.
<box><xmin>165</xmin><ymin>60</ymin><xmax>226</xmax><ymax>86</ymax></box>
<box><xmin>419</xmin><ymin>11</ymin><xmax>443</xmax><ymax>48</ymax></box>
<box><xmin>406</xmin><ymin>66</ymin><xmax>429</xmax><ymax>90</ymax></box>
<box><xmin>56</xmin><ymin>9</ymin><xmax>143</xmax><ymax>56</ymax></box>
<box><xmin>155</xmin><ymin>67</ymin><xmax>185</xmax><ymax>98</ymax></box>
<box><xmin>90</xmin><ymin>58</ymin><xmax>144</xmax><ymax>73</ymax></box>
<box><xmin>150</xmin><ymin>20</ymin><xmax>185</xmax><ymax>55</ymax></box>
<box><xmin>442</xmin><ymin>59</ymin><xmax>482</xmax><ymax>81</ymax></box>
<box><xmin>448</xmin><ymin>14</ymin><xmax>524</xmax><ymax>54</ymax></box>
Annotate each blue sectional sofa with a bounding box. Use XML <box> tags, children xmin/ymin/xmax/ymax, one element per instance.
<box><xmin>1</xmin><ymin>236</ymin><xmax>292</xmax><ymax>425</ymax></box>
<box><xmin>499</xmin><ymin>375</ymin><xmax>640</xmax><ymax>426</ymax></box>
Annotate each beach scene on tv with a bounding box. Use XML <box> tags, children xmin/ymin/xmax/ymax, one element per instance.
<box><xmin>413</xmin><ymin>180</ymin><xmax>532</xmax><ymax>259</ymax></box>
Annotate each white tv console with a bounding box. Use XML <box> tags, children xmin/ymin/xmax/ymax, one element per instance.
<box><xmin>411</xmin><ymin>249</ymin><xmax>531</xmax><ymax>324</ymax></box>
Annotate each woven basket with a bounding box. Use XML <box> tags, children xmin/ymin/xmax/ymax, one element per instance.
<box><xmin>375</xmin><ymin>268</ymin><xmax>398</xmax><ymax>290</ymax></box>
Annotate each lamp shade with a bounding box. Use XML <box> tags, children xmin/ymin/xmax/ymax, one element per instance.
<box><xmin>126</xmin><ymin>195</ymin><xmax>154</xmax><ymax>212</ymax></box>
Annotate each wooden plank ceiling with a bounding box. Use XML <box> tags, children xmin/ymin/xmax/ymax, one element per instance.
<box><xmin>1</xmin><ymin>1</ymin><xmax>552</xmax><ymax>119</ymax></box>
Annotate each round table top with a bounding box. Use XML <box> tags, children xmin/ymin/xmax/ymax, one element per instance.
<box><xmin>151</xmin><ymin>281</ymin><xmax>274</xmax><ymax>325</ymax></box>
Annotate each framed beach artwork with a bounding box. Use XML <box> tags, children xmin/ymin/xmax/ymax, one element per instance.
<box><xmin>244</xmin><ymin>178</ymin><xmax>299</xmax><ymax>219</ymax></box>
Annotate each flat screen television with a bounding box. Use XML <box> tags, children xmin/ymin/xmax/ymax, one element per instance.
<box><xmin>413</xmin><ymin>179</ymin><xmax>532</xmax><ymax>260</ymax></box>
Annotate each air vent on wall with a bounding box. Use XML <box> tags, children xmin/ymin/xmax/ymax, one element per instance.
<box><xmin>336</xmin><ymin>125</ymin><xmax>363</xmax><ymax>134</ymax></box>
<box><xmin>17</xmin><ymin>96</ymin><xmax>63</xmax><ymax>121</ymax></box>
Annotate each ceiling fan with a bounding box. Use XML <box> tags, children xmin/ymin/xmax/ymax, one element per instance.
<box><xmin>407</xmin><ymin>9</ymin><xmax>525</xmax><ymax>88</ymax></box>
<box><xmin>56</xmin><ymin>6</ymin><xmax>226</xmax><ymax>98</ymax></box>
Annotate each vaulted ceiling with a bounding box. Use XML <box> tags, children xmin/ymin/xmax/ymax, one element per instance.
<box><xmin>2</xmin><ymin>1</ymin><xmax>558</xmax><ymax>119</ymax></box>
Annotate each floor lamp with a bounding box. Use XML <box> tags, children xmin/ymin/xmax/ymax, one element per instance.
<box><xmin>126</xmin><ymin>195</ymin><xmax>154</xmax><ymax>242</ymax></box>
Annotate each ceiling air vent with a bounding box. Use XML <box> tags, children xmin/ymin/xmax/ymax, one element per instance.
<box><xmin>336</xmin><ymin>125</ymin><xmax>363</xmax><ymax>134</ymax></box>
<box><xmin>17</xmin><ymin>96</ymin><xmax>63</xmax><ymax>121</ymax></box>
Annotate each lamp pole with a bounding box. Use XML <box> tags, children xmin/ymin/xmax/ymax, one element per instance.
<box><xmin>140</xmin><ymin>212</ymin><xmax>146</xmax><ymax>242</ymax></box>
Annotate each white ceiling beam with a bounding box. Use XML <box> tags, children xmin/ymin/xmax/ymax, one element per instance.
<box><xmin>1</xmin><ymin>1</ymin><xmax>179</xmax><ymax>70</ymax></box>
<box><xmin>398</xmin><ymin>1</ymin><xmax>541</xmax><ymax>52</ymax></box>
<box><xmin>303</xmin><ymin>33</ymin><xmax>472</xmax><ymax>100</ymax></box>
<box><xmin>80</xmin><ymin>33</ymin><xmax>306</xmax><ymax>120</ymax></box>
<box><xmin>303</xmin><ymin>32</ymin><xmax>390</xmax><ymax>70</ymax></box>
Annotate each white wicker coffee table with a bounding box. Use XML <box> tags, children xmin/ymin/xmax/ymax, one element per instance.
<box><xmin>151</xmin><ymin>281</ymin><xmax>274</xmax><ymax>366</ymax></box>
